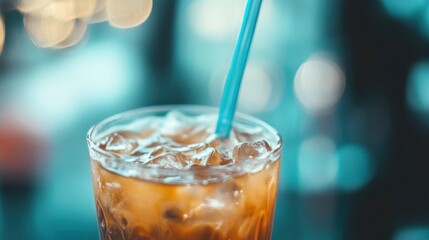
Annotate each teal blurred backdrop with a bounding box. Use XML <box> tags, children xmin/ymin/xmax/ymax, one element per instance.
<box><xmin>0</xmin><ymin>0</ymin><xmax>429</xmax><ymax>239</ymax></box>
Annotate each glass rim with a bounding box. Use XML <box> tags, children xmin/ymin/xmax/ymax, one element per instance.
<box><xmin>87</xmin><ymin>105</ymin><xmax>282</xmax><ymax>184</ymax></box>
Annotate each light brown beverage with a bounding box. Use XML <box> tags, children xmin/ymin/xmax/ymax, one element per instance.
<box><xmin>87</xmin><ymin>106</ymin><xmax>282</xmax><ymax>240</ymax></box>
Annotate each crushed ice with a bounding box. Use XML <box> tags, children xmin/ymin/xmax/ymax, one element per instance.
<box><xmin>96</xmin><ymin>111</ymin><xmax>274</xmax><ymax>169</ymax></box>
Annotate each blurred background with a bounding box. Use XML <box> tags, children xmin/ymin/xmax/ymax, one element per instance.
<box><xmin>0</xmin><ymin>0</ymin><xmax>429</xmax><ymax>239</ymax></box>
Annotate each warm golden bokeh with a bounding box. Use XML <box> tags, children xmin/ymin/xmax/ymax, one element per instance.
<box><xmin>74</xmin><ymin>0</ymin><xmax>97</xmax><ymax>19</ymax></box>
<box><xmin>106</xmin><ymin>0</ymin><xmax>152</xmax><ymax>28</ymax></box>
<box><xmin>53</xmin><ymin>19</ymin><xmax>88</xmax><ymax>49</ymax></box>
<box><xmin>24</xmin><ymin>12</ymin><xmax>75</xmax><ymax>48</ymax></box>
<box><xmin>89</xmin><ymin>8</ymin><xmax>108</xmax><ymax>24</ymax></box>
<box><xmin>89</xmin><ymin>0</ymin><xmax>108</xmax><ymax>23</ymax></box>
<box><xmin>90</xmin><ymin>0</ymin><xmax>109</xmax><ymax>23</ymax></box>
<box><xmin>43</xmin><ymin>1</ymin><xmax>77</xmax><ymax>22</ymax></box>
<box><xmin>0</xmin><ymin>16</ymin><xmax>4</xmax><ymax>55</ymax></box>
<box><xmin>16</xmin><ymin>0</ymin><xmax>50</xmax><ymax>13</ymax></box>
<box><xmin>17</xmin><ymin>0</ymin><xmax>153</xmax><ymax>49</ymax></box>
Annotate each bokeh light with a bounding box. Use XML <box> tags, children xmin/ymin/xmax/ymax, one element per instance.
<box><xmin>16</xmin><ymin>0</ymin><xmax>50</xmax><ymax>13</ymax></box>
<box><xmin>188</xmin><ymin>0</ymin><xmax>242</xmax><ymax>41</ymax></box>
<box><xmin>294</xmin><ymin>54</ymin><xmax>345</xmax><ymax>114</ymax></box>
<box><xmin>24</xmin><ymin>11</ymin><xmax>75</xmax><ymax>48</ymax></box>
<box><xmin>407</xmin><ymin>60</ymin><xmax>429</xmax><ymax>114</ymax></box>
<box><xmin>90</xmin><ymin>0</ymin><xmax>108</xmax><ymax>24</ymax></box>
<box><xmin>106</xmin><ymin>0</ymin><xmax>152</xmax><ymax>29</ymax></box>
<box><xmin>240</xmin><ymin>66</ymin><xmax>273</xmax><ymax>113</ymax></box>
<box><xmin>298</xmin><ymin>136</ymin><xmax>338</xmax><ymax>193</ymax></box>
<box><xmin>381</xmin><ymin>0</ymin><xmax>426</xmax><ymax>20</ymax></box>
<box><xmin>72</xmin><ymin>0</ymin><xmax>98</xmax><ymax>19</ymax></box>
<box><xmin>0</xmin><ymin>16</ymin><xmax>4</xmax><ymax>55</ymax></box>
<box><xmin>381</xmin><ymin>0</ymin><xmax>429</xmax><ymax>39</ymax></box>
<box><xmin>44</xmin><ymin>1</ymin><xmax>77</xmax><ymax>22</ymax></box>
<box><xmin>394</xmin><ymin>227</ymin><xmax>429</xmax><ymax>240</ymax></box>
<box><xmin>52</xmin><ymin>19</ymin><xmax>88</xmax><ymax>49</ymax></box>
<box><xmin>21</xmin><ymin>0</ymin><xmax>96</xmax><ymax>22</ymax></box>
<box><xmin>0</xmin><ymin>108</ymin><xmax>47</xmax><ymax>180</ymax></box>
<box><xmin>17</xmin><ymin>0</ymin><xmax>152</xmax><ymax>49</ymax></box>
<box><xmin>420</xmin><ymin>7</ymin><xmax>429</xmax><ymax>38</ymax></box>
<box><xmin>209</xmin><ymin>62</ymin><xmax>283</xmax><ymax>113</ymax></box>
<box><xmin>336</xmin><ymin>144</ymin><xmax>373</xmax><ymax>192</ymax></box>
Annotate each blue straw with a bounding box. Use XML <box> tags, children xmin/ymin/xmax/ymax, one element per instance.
<box><xmin>215</xmin><ymin>0</ymin><xmax>263</xmax><ymax>137</ymax></box>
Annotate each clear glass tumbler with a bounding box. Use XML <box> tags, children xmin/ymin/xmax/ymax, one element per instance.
<box><xmin>87</xmin><ymin>105</ymin><xmax>282</xmax><ymax>240</ymax></box>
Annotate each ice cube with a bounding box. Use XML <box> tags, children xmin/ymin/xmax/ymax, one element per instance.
<box><xmin>232</xmin><ymin>124</ymin><xmax>264</xmax><ymax>139</ymax></box>
<box><xmin>188</xmin><ymin>198</ymin><xmax>224</xmax><ymax>222</ymax></box>
<box><xmin>159</xmin><ymin>111</ymin><xmax>214</xmax><ymax>144</ymax></box>
<box><xmin>233</xmin><ymin>124</ymin><xmax>264</xmax><ymax>143</ymax></box>
<box><xmin>148</xmin><ymin>146</ymin><xmax>168</xmax><ymax>158</ymax></box>
<box><xmin>217</xmin><ymin>181</ymin><xmax>242</xmax><ymax>204</ymax></box>
<box><xmin>206</xmin><ymin>135</ymin><xmax>235</xmax><ymax>158</ymax></box>
<box><xmin>193</xmin><ymin>148</ymin><xmax>227</xmax><ymax>166</ymax></box>
<box><xmin>206</xmin><ymin>134</ymin><xmax>220</xmax><ymax>148</ymax></box>
<box><xmin>203</xmin><ymin>198</ymin><xmax>225</xmax><ymax>208</ymax></box>
<box><xmin>133</xmin><ymin>134</ymin><xmax>160</xmax><ymax>148</ymax></box>
<box><xmin>140</xmin><ymin>134</ymin><xmax>174</xmax><ymax>149</ymax></box>
<box><xmin>190</xmin><ymin>147</ymin><xmax>215</xmax><ymax>166</ymax></box>
<box><xmin>160</xmin><ymin>110</ymin><xmax>193</xmax><ymax>136</ymax></box>
<box><xmin>220</xmin><ymin>158</ymin><xmax>234</xmax><ymax>165</ymax></box>
<box><xmin>115</xmin><ymin>131</ymin><xmax>142</xmax><ymax>140</ymax></box>
<box><xmin>173</xmin><ymin>142</ymin><xmax>202</xmax><ymax>156</ymax></box>
<box><xmin>127</xmin><ymin>144</ymin><xmax>153</xmax><ymax>157</ymax></box>
<box><xmin>147</xmin><ymin>153</ymin><xmax>185</xmax><ymax>169</ymax></box>
<box><xmin>101</xmin><ymin>132</ymin><xmax>137</xmax><ymax>155</ymax></box>
<box><xmin>205</xmin><ymin>149</ymin><xmax>224</xmax><ymax>166</ymax></box>
<box><xmin>178</xmin><ymin>144</ymin><xmax>225</xmax><ymax>167</ymax></box>
<box><xmin>106</xmin><ymin>182</ymin><xmax>125</xmax><ymax>207</ymax></box>
<box><xmin>184</xmin><ymin>123</ymin><xmax>212</xmax><ymax>144</ymax></box>
<box><xmin>233</xmin><ymin>140</ymin><xmax>272</xmax><ymax>161</ymax></box>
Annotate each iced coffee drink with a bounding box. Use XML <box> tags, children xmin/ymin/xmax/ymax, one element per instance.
<box><xmin>87</xmin><ymin>106</ymin><xmax>282</xmax><ymax>240</ymax></box>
